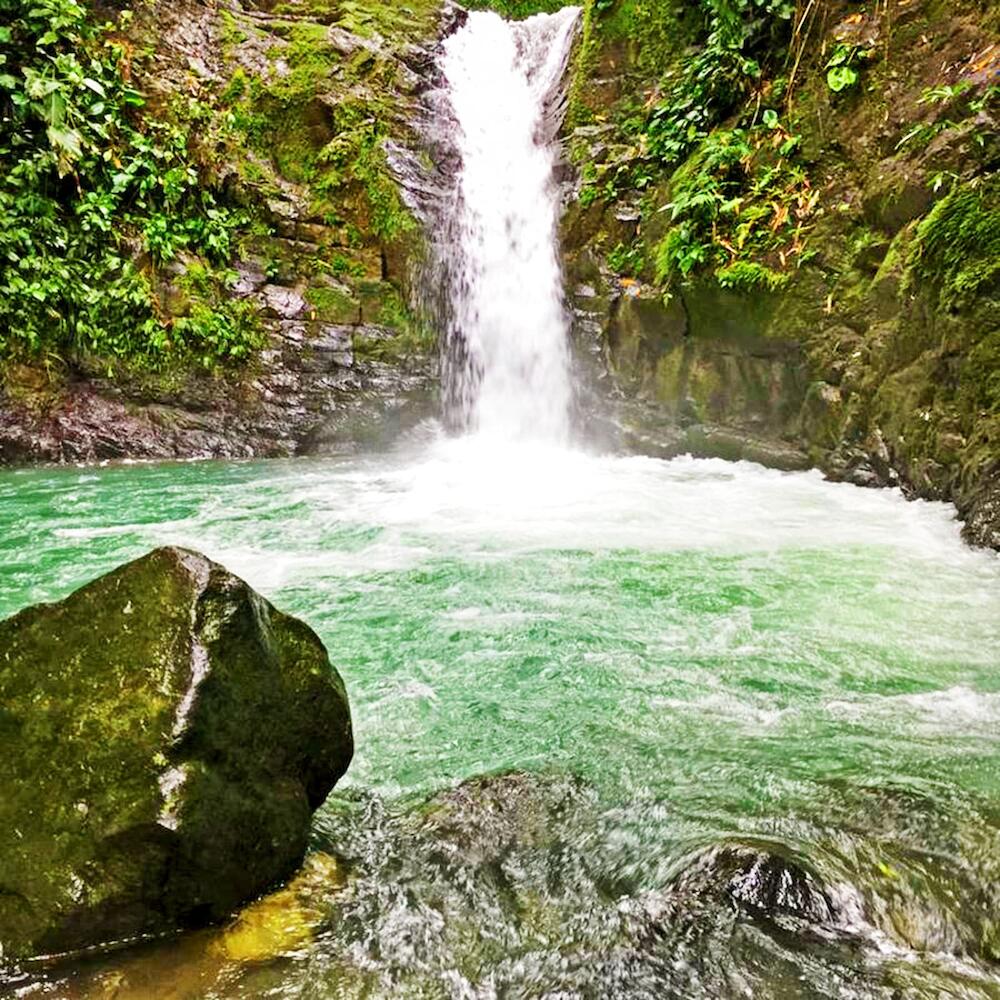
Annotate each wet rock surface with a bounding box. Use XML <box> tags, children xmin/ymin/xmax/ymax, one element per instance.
<box><xmin>567</xmin><ymin>271</ymin><xmax>813</xmax><ymax>472</ymax></box>
<box><xmin>0</xmin><ymin>345</ymin><xmax>438</xmax><ymax>465</ymax></box>
<box><xmin>11</xmin><ymin>771</ymin><xmax>1000</xmax><ymax>997</ymax></box>
<box><xmin>559</xmin><ymin>0</ymin><xmax>1000</xmax><ymax>552</ymax></box>
<box><xmin>0</xmin><ymin>0</ymin><xmax>448</xmax><ymax>467</ymax></box>
<box><xmin>0</xmin><ymin>547</ymin><xmax>353</xmax><ymax>961</ymax></box>
<box><xmin>301</xmin><ymin>773</ymin><xmax>1000</xmax><ymax>998</ymax></box>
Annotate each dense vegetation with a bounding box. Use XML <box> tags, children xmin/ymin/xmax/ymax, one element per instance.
<box><xmin>0</xmin><ymin>0</ymin><xmax>262</xmax><ymax>368</ymax></box>
<box><xmin>1</xmin><ymin>0</ymin><xmax>996</xmax><ymax>380</ymax></box>
<box><xmin>567</xmin><ymin>0</ymin><xmax>999</xmax><ymax>307</ymax></box>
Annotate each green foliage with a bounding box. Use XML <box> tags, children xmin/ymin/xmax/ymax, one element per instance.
<box><xmin>642</xmin><ymin>0</ymin><xmax>796</xmax><ymax>166</ymax></box>
<box><xmin>825</xmin><ymin>64</ymin><xmax>857</xmax><ymax>93</ymax></box>
<box><xmin>175</xmin><ymin>300</ymin><xmax>264</xmax><ymax>368</ymax></box>
<box><xmin>653</xmin><ymin>120</ymin><xmax>816</xmax><ymax>289</ymax></box>
<box><xmin>824</xmin><ymin>43</ymin><xmax>868</xmax><ymax>93</ymax></box>
<box><xmin>655</xmin><ymin>224</ymin><xmax>712</xmax><ymax>280</ymax></box>
<box><xmin>919</xmin><ymin>82</ymin><xmax>973</xmax><ymax>106</ymax></box>
<box><xmin>0</xmin><ymin>0</ymin><xmax>256</xmax><ymax>367</ymax></box>
<box><xmin>911</xmin><ymin>178</ymin><xmax>1000</xmax><ymax>312</ymax></box>
<box><xmin>896</xmin><ymin>82</ymin><xmax>998</xmax><ymax>153</ymax></box>
<box><xmin>607</xmin><ymin>240</ymin><xmax>645</xmax><ymax>276</ymax></box>
<box><xmin>716</xmin><ymin>259</ymin><xmax>788</xmax><ymax>292</ymax></box>
<box><xmin>464</xmin><ymin>0</ymin><xmax>568</xmax><ymax>16</ymax></box>
<box><xmin>578</xmin><ymin>161</ymin><xmax>619</xmax><ymax>207</ymax></box>
<box><xmin>173</xmin><ymin>262</ymin><xmax>265</xmax><ymax>367</ymax></box>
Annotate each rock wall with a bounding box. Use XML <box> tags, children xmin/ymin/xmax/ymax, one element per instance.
<box><xmin>560</xmin><ymin>0</ymin><xmax>1000</xmax><ymax>548</ymax></box>
<box><xmin>0</xmin><ymin>0</ymin><xmax>455</xmax><ymax>463</ymax></box>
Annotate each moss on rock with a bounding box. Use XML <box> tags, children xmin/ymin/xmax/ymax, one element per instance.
<box><xmin>563</xmin><ymin>0</ymin><xmax>1000</xmax><ymax>546</ymax></box>
<box><xmin>0</xmin><ymin>547</ymin><xmax>353</xmax><ymax>961</ymax></box>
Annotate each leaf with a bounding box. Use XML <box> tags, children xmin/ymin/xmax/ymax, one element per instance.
<box><xmin>22</xmin><ymin>67</ymin><xmax>62</xmax><ymax>100</ymax></box>
<box><xmin>0</xmin><ymin>74</ymin><xmax>17</xmax><ymax>90</ymax></box>
<box><xmin>47</xmin><ymin>125</ymin><xmax>83</xmax><ymax>161</ymax></box>
<box><xmin>762</xmin><ymin>109</ymin><xmax>779</xmax><ymax>129</ymax></box>
<box><xmin>826</xmin><ymin>44</ymin><xmax>852</xmax><ymax>68</ymax></box>
<box><xmin>827</xmin><ymin>65</ymin><xmax>859</xmax><ymax>93</ymax></box>
<box><xmin>82</xmin><ymin>77</ymin><xmax>106</xmax><ymax>98</ymax></box>
<box><xmin>779</xmin><ymin>135</ymin><xmax>801</xmax><ymax>156</ymax></box>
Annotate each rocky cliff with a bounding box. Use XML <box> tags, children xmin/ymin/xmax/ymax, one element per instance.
<box><xmin>559</xmin><ymin>0</ymin><xmax>1000</xmax><ymax>548</ymax></box>
<box><xmin>0</xmin><ymin>0</ymin><xmax>454</xmax><ymax>462</ymax></box>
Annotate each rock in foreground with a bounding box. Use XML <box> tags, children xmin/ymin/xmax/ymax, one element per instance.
<box><xmin>0</xmin><ymin>547</ymin><xmax>353</xmax><ymax>962</ymax></box>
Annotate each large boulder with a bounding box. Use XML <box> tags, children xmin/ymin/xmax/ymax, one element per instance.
<box><xmin>0</xmin><ymin>547</ymin><xmax>353</xmax><ymax>961</ymax></box>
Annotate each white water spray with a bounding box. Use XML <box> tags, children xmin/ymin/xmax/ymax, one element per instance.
<box><xmin>439</xmin><ymin>8</ymin><xmax>580</xmax><ymax>444</ymax></box>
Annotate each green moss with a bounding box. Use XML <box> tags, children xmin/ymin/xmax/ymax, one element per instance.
<box><xmin>911</xmin><ymin>179</ymin><xmax>1000</xmax><ymax>311</ymax></box>
<box><xmin>0</xmin><ymin>552</ymin><xmax>200</xmax><ymax>956</ymax></box>
<box><xmin>960</xmin><ymin>329</ymin><xmax>1000</xmax><ymax>417</ymax></box>
<box><xmin>306</xmin><ymin>285</ymin><xmax>361</xmax><ymax>324</ymax></box>
<box><xmin>268</xmin><ymin>0</ymin><xmax>439</xmax><ymax>40</ymax></box>
<box><xmin>352</xmin><ymin>297</ymin><xmax>436</xmax><ymax>361</ymax></box>
<box><xmin>686</xmin><ymin>356</ymin><xmax>726</xmax><ymax>420</ymax></box>
<box><xmin>219</xmin><ymin>9</ymin><xmax>249</xmax><ymax>48</ymax></box>
<box><xmin>464</xmin><ymin>0</ymin><xmax>569</xmax><ymax>17</ymax></box>
<box><xmin>219</xmin><ymin>17</ymin><xmax>417</xmax><ymax>246</ymax></box>
<box><xmin>0</xmin><ymin>548</ymin><xmax>352</xmax><ymax>959</ymax></box>
<box><xmin>652</xmin><ymin>345</ymin><xmax>686</xmax><ymax>403</ymax></box>
<box><xmin>598</xmin><ymin>0</ymin><xmax>692</xmax><ymax>75</ymax></box>
<box><xmin>716</xmin><ymin>261</ymin><xmax>789</xmax><ymax>294</ymax></box>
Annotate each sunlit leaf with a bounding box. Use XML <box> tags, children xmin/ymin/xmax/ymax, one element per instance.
<box><xmin>827</xmin><ymin>65</ymin><xmax>859</xmax><ymax>93</ymax></box>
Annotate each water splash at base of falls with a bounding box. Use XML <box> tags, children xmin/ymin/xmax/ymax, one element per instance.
<box><xmin>437</xmin><ymin>8</ymin><xmax>580</xmax><ymax>444</ymax></box>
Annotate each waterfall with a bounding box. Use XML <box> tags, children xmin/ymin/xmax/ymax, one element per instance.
<box><xmin>437</xmin><ymin>7</ymin><xmax>581</xmax><ymax>445</ymax></box>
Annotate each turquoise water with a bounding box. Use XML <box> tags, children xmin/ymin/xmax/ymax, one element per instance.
<box><xmin>3</xmin><ymin>433</ymin><xmax>1000</xmax><ymax>997</ymax></box>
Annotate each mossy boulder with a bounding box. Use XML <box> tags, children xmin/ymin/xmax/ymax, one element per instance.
<box><xmin>0</xmin><ymin>547</ymin><xmax>353</xmax><ymax>962</ymax></box>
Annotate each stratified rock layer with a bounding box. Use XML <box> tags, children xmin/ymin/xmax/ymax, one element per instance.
<box><xmin>0</xmin><ymin>547</ymin><xmax>353</xmax><ymax>961</ymax></box>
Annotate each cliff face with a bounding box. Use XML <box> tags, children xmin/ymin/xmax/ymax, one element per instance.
<box><xmin>560</xmin><ymin>0</ymin><xmax>1000</xmax><ymax>548</ymax></box>
<box><xmin>0</xmin><ymin>0</ymin><xmax>453</xmax><ymax>463</ymax></box>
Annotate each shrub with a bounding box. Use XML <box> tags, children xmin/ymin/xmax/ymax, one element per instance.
<box><xmin>0</xmin><ymin>0</ymin><xmax>255</xmax><ymax>367</ymax></box>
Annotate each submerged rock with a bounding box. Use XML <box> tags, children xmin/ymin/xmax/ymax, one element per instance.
<box><xmin>684</xmin><ymin>845</ymin><xmax>840</xmax><ymax>927</ymax></box>
<box><xmin>623</xmin><ymin>843</ymin><xmax>854</xmax><ymax>947</ymax></box>
<box><xmin>212</xmin><ymin>852</ymin><xmax>347</xmax><ymax>964</ymax></box>
<box><xmin>0</xmin><ymin>547</ymin><xmax>353</xmax><ymax>961</ymax></box>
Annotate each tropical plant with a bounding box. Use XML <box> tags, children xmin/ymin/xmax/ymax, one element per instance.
<box><xmin>0</xmin><ymin>0</ymin><xmax>258</xmax><ymax>367</ymax></box>
<box><xmin>644</xmin><ymin>0</ymin><xmax>796</xmax><ymax>166</ymax></box>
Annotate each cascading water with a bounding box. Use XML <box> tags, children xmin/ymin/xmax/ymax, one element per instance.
<box><xmin>437</xmin><ymin>9</ymin><xmax>580</xmax><ymax>444</ymax></box>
